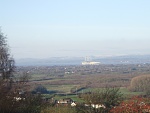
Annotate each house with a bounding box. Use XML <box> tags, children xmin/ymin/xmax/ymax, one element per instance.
<box><xmin>71</xmin><ymin>102</ymin><xmax>77</xmax><ymax>107</ymax></box>
<box><xmin>57</xmin><ymin>98</ymin><xmax>77</xmax><ymax>107</ymax></box>
<box><xmin>85</xmin><ymin>103</ymin><xmax>106</xmax><ymax>109</ymax></box>
<box><xmin>14</xmin><ymin>97</ymin><xmax>25</xmax><ymax>102</ymax></box>
<box><xmin>57</xmin><ymin>98</ymin><xmax>73</xmax><ymax>104</ymax></box>
<box><xmin>91</xmin><ymin>104</ymin><xmax>106</xmax><ymax>109</ymax></box>
<box><xmin>19</xmin><ymin>89</ymin><xmax>25</xmax><ymax>95</ymax></box>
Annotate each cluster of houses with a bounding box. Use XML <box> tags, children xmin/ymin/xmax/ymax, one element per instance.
<box><xmin>42</xmin><ymin>97</ymin><xmax>77</xmax><ymax>107</ymax></box>
<box><xmin>42</xmin><ymin>97</ymin><xmax>106</xmax><ymax>109</ymax></box>
<box><xmin>57</xmin><ymin>98</ymin><xmax>76</xmax><ymax>107</ymax></box>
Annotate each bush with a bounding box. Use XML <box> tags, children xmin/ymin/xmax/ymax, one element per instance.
<box><xmin>32</xmin><ymin>85</ymin><xmax>49</xmax><ymax>94</ymax></box>
<box><xmin>81</xmin><ymin>87</ymin><xmax>123</xmax><ymax>112</ymax></box>
<box><xmin>129</xmin><ymin>75</ymin><xmax>150</xmax><ymax>95</ymax></box>
<box><xmin>110</xmin><ymin>96</ymin><xmax>150</xmax><ymax>113</ymax></box>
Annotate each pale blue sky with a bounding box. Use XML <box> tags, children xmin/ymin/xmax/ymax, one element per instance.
<box><xmin>0</xmin><ymin>0</ymin><xmax>150</xmax><ymax>59</ymax></box>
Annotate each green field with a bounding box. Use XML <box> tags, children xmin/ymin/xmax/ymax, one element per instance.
<box><xmin>28</xmin><ymin>69</ymin><xmax>146</xmax><ymax>103</ymax></box>
<box><xmin>44</xmin><ymin>84</ymin><xmax>79</xmax><ymax>93</ymax></box>
<box><xmin>41</xmin><ymin>86</ymin><xmax>144</xmax><ymax>103</ymax></box>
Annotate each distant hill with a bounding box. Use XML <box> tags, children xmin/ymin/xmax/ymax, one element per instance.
<box><xmin>15</xmin><ymin>57</ymin><xmax>83</xmax><ymax>66</ymax></box>
<box><xmin>15</xmin><ymin>55</ymin><xmax>150</xmax><ymax>66</ymax></box>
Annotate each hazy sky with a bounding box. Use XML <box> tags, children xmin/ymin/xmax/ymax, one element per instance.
<box><xmin>0</xmin><ymin>0</ymin><xmax>150</xmax><ymax>59</ymax></box>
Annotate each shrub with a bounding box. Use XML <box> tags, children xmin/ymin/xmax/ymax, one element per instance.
<box><xmin>32</xmin><ymin>85</ymin><xmax>49</xmax><ymax>94</ymax></box>
<box><xmin>110</xmin><ymin>96</ymin><xmax>150</xmax><ymax>113</ymax></box>
<box><xmin>81</xmin><ymin>87</ymin><xmax>123</xmax><ymax>112</ymax></box>
<box><xmin>129</xmin><ymin>75</ymin><xmax>150</xmax><ymax>95</ymax></box>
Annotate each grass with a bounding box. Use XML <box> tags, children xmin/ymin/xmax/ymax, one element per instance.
<box><xmin>77</xmin><ymin>87</ymin><xmax>144</xmax><ymax>96</ymax></box>
<box><xmin>42</xmin><ymin>87</ymin><xmax>144</xmax><ymax>104</ymax></box>
<box><xmin>44</xmin><ymin>85</ymin><xmax>80</xmax><ymax>93</ymax></box>
<box><xmin>119</xmin><ymin>87</ymin><xmax>144</xmax><ymax>95</ymax></box>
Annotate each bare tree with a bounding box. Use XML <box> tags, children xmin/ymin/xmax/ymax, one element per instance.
<box><xmin>0</xmin><ymin>28</ymin><xmax>43</xmax><ymax>113</ymax></box>
<box><xmin>0</xmin><ymin>28</ymin><xmax>15</xmax><ymax>80</ymax></box>
<box><xmin>0</xmin><ymin>28</ymin><xmax>16</xmax><ymax>112</ymax></box>
<box><xmin>129</xmin><ymin>74</ymin><xmax>150</xmax><ymax>95</ymax></box>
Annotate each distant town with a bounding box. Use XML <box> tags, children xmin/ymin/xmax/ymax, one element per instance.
<box><xmin>15</xmin><ymin>55</ymin><xmax>150</xmax><ymax>66</ymax></box>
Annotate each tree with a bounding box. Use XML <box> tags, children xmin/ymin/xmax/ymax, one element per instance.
<box><xmin>0</xmin><ymin>28</ymin><xmax>15</xmax><ymax>79</ymax></box>
<box><xmin>81</xmin><ymin>87</ymin><xmax>123</xmax><ymax>113</ymax></box>
<box><xmin>32</xmin><ymin>85</ymin><xmax>48</xmax><ymax>94</ymax></box>
<box><xmin>129</xmin><ymin>75</ymin><xmax>150</xmax><ymax>95</ymax></box>
<box><xmin>0</xmin><ymin>28</ymin><xmax>16</xmax><ymax>112</ymax></box>
<box><xmin>0</xmin><ymin>28</ymin><xmax>43</xmax><ymax>113</ymax></box>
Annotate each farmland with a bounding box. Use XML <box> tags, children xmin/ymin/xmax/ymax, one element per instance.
<box><xmin>15</xmin><ymin>64</ymin><xmax>150</xmax><ymax>96</ymax></box>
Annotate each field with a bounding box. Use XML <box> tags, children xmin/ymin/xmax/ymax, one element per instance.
<box><xmin>16</xmin><ymin>64</ymin><xmax>150</xmax><ymax>102</ymax></box>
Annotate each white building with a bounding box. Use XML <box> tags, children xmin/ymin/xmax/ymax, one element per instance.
<box><xmin>82</xmin><ymin>61</ymin><xmax>101</xmax><ymax>65</ymax></box>
<box><xmin>82</xmin><ymin>56</ymin><xmax>101</xmax><ymax>65</ymax></box>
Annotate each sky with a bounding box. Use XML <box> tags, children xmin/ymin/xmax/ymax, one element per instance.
<box><xmin>0</xmin><ymin>0</ymin><xmax>150</xmax><ymax>59</ymax></box>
